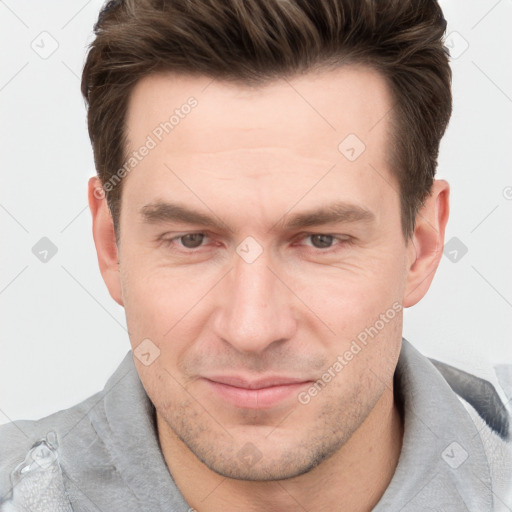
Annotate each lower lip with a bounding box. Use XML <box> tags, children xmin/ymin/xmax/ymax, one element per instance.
<box><xmin>203</xmin><ymin>379</ymin><xmax>310</xmax><ymax>409</ymax></box>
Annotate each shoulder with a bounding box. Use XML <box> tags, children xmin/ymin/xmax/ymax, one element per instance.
<box><xmin>430</xmin><ymin>359</ymin><xmax>512</xmax><ymax>507</ymax></box>
<box><xmin>429</xmin><ymin>359</ymin><xmax>511</xmax><ymax>441</ymax></box>
<box><xmin>0</xmin><ymin>390</ymin><xmax>104</xmax><ymax>501</ymax></box>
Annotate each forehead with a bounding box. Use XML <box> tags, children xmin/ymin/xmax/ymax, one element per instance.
<box><xmin>121</xmin><ymin>66</ymin><xmax>397</xmax><ymax>232</ymax></box>
<box><xmin>125</xmin><ymin>65</ymin><xmax>393</xmax><ymax>163</ymax></box>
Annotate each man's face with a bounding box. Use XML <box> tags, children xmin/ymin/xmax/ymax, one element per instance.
<box><xmin>117</xmin><ymin>67</ymin><xmax>409</xmax><ymax>480</ymax></box>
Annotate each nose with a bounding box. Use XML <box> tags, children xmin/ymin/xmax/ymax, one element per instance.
<box><xmin>212</xmin><ymin>249</ymin><xmax>297</xmax><ymax>354</ymax></box>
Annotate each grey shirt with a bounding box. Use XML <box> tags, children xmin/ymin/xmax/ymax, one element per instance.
<box><xmin>1</xmin><ymin>339</ymin><xmax>511</xmax><ymax>511</ymax></box>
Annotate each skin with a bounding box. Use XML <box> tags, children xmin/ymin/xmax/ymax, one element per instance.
<box><xmin>88</xmin><ymin>66</ymin><xmax>449</xmax><ymax>511</ymax></box>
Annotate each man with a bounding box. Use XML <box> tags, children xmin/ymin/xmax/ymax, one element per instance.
<box><xmin>1</xmin><ymin>0</ymin><xmax>511</xmax><ymax>510</ymax></box>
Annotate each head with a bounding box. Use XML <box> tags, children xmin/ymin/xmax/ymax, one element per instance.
<box><xmin>84</xmin><ymin>0</ymin><xmax>451</xmax><ymax>480</ymax></box>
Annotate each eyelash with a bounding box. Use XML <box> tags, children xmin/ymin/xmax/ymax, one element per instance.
<box><xmin>159</xmin><ymin>232</ymin><xmax>353</xmax><ymax>253</ymax></box>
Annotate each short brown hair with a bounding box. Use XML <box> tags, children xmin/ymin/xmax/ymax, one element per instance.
<box><xmin>82</xmin><ymin>0</ymin><xmax>452</xmax><ymax>239</ymax></box>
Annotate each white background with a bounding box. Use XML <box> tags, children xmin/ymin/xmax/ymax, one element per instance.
<box><xmin>0</xmin><ymin>0</ymin><xmax>511</xmax><ymax>424</ymax></box>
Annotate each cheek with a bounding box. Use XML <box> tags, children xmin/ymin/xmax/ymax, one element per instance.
<box><xmin>310</xmin><ymin>293</ymin><xmax>402</xmax><ymax>414</ymax></box>
<box><xmin>290</xmin><ymin>248</ymin><xmax>406</xmax><ymax>333</ymax></box>
<box><xmin>120</xmin><ymin>257</ymin><xmax>197</xmax><ymax>343</ymax></box>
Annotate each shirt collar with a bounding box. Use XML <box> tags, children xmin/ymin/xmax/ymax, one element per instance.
<box><xmin>374</xmin><ymin>338</ymin><xmax>493</xmax><ymax>511</ymax></box>
<box><xmin>90</xmin><ymin>354</ymin><xmax>189</xmax><ymax>510</ymax></box>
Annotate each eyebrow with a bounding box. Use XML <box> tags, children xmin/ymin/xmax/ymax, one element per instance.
<box><xmin>139</xmin><ymin>201</ymin><xmax>375</xmax><ymax>232</ymax></box>
<box><xmin>277</xmin><ymin>202</ymin><xmax>375</xmax><ymax>230</ymax></box>
<box><xmin>140</xmin><ymin>202</ymin><xmax>225</xmax><ymax>230</ymax></box>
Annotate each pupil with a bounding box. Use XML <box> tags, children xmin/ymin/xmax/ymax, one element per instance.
<box><xmin>311</xmin><ymin>234</ymin><xmax>333</xmax><ymax>248</ymax></box>
<box><xmin>181</xmin><ymin>233</ymin><xmax>204</xmax><ymax>248</ymax></box>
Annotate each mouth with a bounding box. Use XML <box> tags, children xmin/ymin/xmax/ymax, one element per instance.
<box><xmin>201</xmin><ymin>375</ymin><xmax>312</xmax><ymax>409</ymax></box>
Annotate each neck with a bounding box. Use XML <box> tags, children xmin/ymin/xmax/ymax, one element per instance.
<box><xmin>157</xmin><ymin>386</ymin><xmax>403</xmax><ymax>512</ymax></box>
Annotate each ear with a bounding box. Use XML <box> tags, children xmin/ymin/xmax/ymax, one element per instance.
<box><xmin>88</xmin><ymin>177</ymin><xmax>124</xmax><ymax>306</ymax></box>
<box><xmin>403</xmin><ymin>179</ymin><xmax>450</xmax><ymax>307</ymax></box>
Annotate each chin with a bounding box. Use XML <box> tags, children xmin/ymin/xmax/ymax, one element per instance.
<box><xmin>182</xmin><ymin>429</ymin><xmax>346</xmax><ymax>482</ymax></box>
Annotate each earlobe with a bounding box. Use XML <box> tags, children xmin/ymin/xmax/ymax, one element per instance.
<box><xmin>88</xmin><ymin>177</ymin><xmax>124</xmax><ymax>306</ymax></box>
<box><xmin>403</xmin><ymin>180</ymin><xmax>450</xmax><ymax>308</ymax></box>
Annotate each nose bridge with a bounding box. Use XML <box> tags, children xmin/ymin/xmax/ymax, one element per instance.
<box><xmin>234</xmin><ymin>256</ymin><xmax>273</xmax><ymax>315</ymax></box>
<box><xmin>213</xmin><ymin>249</ymin><xmax>296</xmax><ymax>353</ymax></box>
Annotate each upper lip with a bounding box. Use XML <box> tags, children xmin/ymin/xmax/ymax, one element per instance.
<box><xmin>203</xmin><ymin>375</ymin><xmax>311</xmax><ymax>390</ymax></box>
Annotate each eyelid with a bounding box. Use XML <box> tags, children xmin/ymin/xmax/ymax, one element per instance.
<box><xmin>294</xmin><ymin>232</ymin><xmax>352</xmax><ymax>243</ymax></box>
<box><xmin>158</xmin><ymin>230</ymin><xmax>208</xmax><ymax>240</ymax></box>
<box><xmin>159</xmin><ymin>231</ymin><xmax>211</xmax><ymax>249</ymax></box>
<box><xmin>291</xmin><ymin>233</ymin><xmax>354</xmax><ymax>252</ymax></box>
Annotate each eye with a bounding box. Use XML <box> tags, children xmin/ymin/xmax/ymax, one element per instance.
<box><xmin>161</xmin><ymin>232</ymin><xmax>209</xmax><ymax>250</ymax></box>
<box><xmin>178</xmin><ymin>233</ymin><xmax>206</xmax><ymax>249</ymax></box>
<box><xmin>296</xmin><ymin>233</ymin><xmax>353</xmax><ymax>252</ymax></box>
<box><xmin>308</xmin><ymin>234</ymin><xmax>335</xmax><ymax>249</ymax></box>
